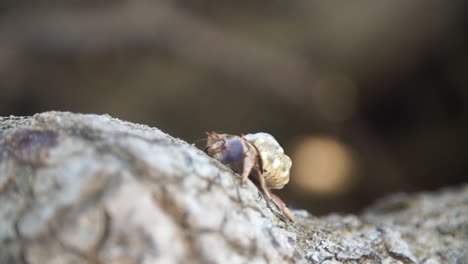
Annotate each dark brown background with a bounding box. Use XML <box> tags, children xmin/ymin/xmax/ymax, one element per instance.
<box><xmin>1</xmin><ymin>0</ymin><xmax>467</xmax><ymax>215</ymax></box>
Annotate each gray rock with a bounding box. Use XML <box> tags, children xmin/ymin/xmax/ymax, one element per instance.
<box><xmin>1</xmin><ymin>112</ymin><xmax>467</xmax><ymax>264</ymax></box>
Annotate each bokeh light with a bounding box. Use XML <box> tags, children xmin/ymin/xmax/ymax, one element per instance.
<box><xmin>291</xmin><ymin>136</ymin><xmax>355</xmax><ymax>196</ymax></box>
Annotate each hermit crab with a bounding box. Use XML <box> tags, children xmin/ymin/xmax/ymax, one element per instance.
<box><xmin>204</xmin><ymin>132</ymin><xmax>295</xmax><ymax>222</ymax></box>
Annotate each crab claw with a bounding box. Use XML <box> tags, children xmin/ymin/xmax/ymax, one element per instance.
<box><xmin>271</xmin><ymin>194</ymin><xmax>295</xmax><ymax>222</ymax></box>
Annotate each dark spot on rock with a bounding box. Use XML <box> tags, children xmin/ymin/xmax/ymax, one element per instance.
<box><xmin>288</xmin><ymin>236</ymin><xmax>296</xmax><ymax>246</ymax></box>
<box><xmin>5</xmin><ymin>129</ymin><xmax>60</xmax><ymax>166</ymax></box>
<box><xmin>0</xmin><ymin>142</ymin><xmax>8</xmax><ymax>161</ymax></box>
<box><xmin>184</xmin><ymin>153</ymin><xmax>193</xmax><ymax>166</ymax></box>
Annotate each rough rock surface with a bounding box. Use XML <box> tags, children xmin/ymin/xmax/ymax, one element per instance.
<box><xmin>0</xmin><ymin>112</ymin><xmax>466</xmax><ymax>264</ymax></box>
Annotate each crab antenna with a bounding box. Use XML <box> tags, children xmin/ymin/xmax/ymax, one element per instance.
<box><xmin>191</xmin><ymin>138</ymin><xmax>210</xmax><ymax>146</ymax></box>
<box><xmin>206</xmin><ymin>130</ymin><xmax>226</xmax><ymax>135</ymax></box>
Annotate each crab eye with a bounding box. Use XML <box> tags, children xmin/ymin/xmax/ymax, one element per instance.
<box><xmin>220</xmin><ymin>138</ymin><xmax>244</xmax><ymax>163</ymax></box>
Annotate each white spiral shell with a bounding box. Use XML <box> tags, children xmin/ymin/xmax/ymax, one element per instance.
<box><xmin>244</xmin><ymin>133</ymin><xmax>292</xmax><ymax>189</ymax></box>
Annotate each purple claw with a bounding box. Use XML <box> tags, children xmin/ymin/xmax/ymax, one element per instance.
<box><xmin>220</xmin><ymin>137</ymin><xmax>244</xmax><ymax>163</ymax></box>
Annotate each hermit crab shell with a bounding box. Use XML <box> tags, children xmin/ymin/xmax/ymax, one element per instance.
<box><xmin>244</xmin><ymin>133</ymin><xmax>292</xmax><ymax>189</ymax></box>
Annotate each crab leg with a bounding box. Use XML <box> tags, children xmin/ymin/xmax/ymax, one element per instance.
<box><xmin>255</xmin><ymin>167</ymin><xmax>272</xmax><ymax>199</ymax></box>
<box><xmin>254</xmin><ymin>166</ymin><xmax>294</xmax><ymax>222</ymax></box>
<box><xmin>240</xmin><ymin>145</ymin><xmax>257</xmax><ymax>186</ymax></box>
<box><xmin>271</xmin><ymin>193</ymin><xmax>295</xmax><ymax>222</ymax></box>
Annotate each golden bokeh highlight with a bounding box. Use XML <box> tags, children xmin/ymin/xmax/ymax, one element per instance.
<box><xmin>290</xmin><ymin>136</ymin><xmax>356</xmax><ymax>196</ymax></box>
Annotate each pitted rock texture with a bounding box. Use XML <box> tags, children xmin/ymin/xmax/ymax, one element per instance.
<box><xmin>0</xmin><ymin>112</ymin><xmax>467</xmax><ymax>264</ymax></box>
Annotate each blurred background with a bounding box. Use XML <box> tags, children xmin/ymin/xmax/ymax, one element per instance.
<box><xmin>1</xmin><ymin>0</ymin><xmax>467</xmax><ymax>215</ymax></box>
